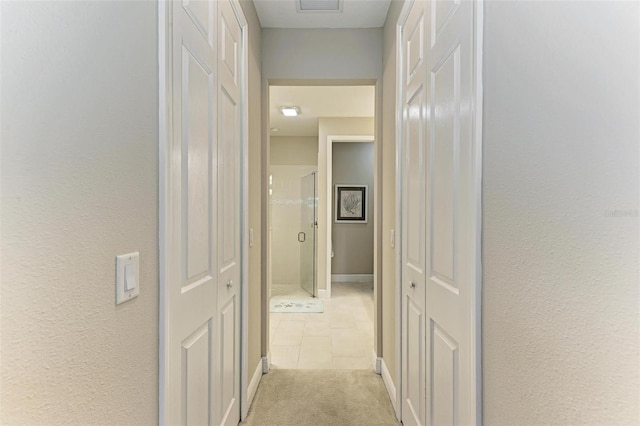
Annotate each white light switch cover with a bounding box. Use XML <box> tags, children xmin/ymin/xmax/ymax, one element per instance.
<box><xmin>116</xmin><ymin>252</ymin><xmax>139</xmax><ymax>305</ymax></box>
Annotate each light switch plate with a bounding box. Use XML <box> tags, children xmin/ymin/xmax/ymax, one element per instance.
<box><xmin>116</xmin><ymin>252</ymin><xmax>139</xmax><ymax>305</ymax></box>
<box><xmin>249</xmin><ymin>228</ymin><xmax>254</xmax><ymax>247</ymax></box>
<box><xmin>390</xmin><ymin>229</ymin><xmax>395</xmax><ymax>248</ymax></box>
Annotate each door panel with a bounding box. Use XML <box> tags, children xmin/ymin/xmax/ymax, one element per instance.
<box><xmin>215</xmin><ymin>1</ymin><xmax>243</xmax><ymax>425</ymax></box>
<box><xmin>167</xmin><ymin>1</ymin><xmax>218</xmax><ymax>425</ymax></box>
<box><xmin>430</xmin><ymin>45</ymin><xmax>459</xmax><ymax>286</ymax></box>
<box><xmin>401</xmin><ymin>2</ymin><xmax>428</xmax><ymax>425</ymax></box>
<box><xmin>425</xmin><ymin>0</ymin><xmax>476</xmax><ymax>425</ymax></box>
<box><xmin>182</xmin><ymin>321</ymin><xmax>213</xmax><ymax>425</ymax></box>
<box><xmin>184</xmin><ymin>46</ymin><xmax>214</xmax><ymax>281</ymax></box>
<box><xmin>166</xmin><ymin>1</ymin><xmax>245</xmax><ymax>425</ymax></box>
<box><xmin>219</xmin><ymin>297</ymin><xmax>237</xmax><ymax>424</ymax></box>
<box><xmin>430</xmin><ymin>320</ymin><xmax>458</xmax><ymax>426</ymax></box>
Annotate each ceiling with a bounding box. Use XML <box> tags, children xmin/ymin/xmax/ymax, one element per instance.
<box><xmin>270</xmin><ymin>86</ymin><xmax>375</xmax><ymax>137</ymax></box>
<box><xmin>253</xmin><ymin>0</ymin><xmax>392</xmax><ymax>28</ymax></box>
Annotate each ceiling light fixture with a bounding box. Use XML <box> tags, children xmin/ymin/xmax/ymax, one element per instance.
<box><xmin>280</xmin><ymin>106</ymin><xmax>300</xmax><ymax>117</ymax></box>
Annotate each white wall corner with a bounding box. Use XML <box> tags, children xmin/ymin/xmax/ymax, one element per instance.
<box><xmin>317</xmin><ymin>289</ymin><xmax>329</xmax><ymax>299</ymax></box>
<box><xmin>261</xmin><ymin>354</ymin><xmax>270</xmax><ymax>374</ymax></box>
<box><xmin>380</xmin><ymin>358</ymin><xmax>399</xmax><ymax>419</ymax></box>
<box><xmin>247</xmin><ymin>359</ymin><xmax>263</xmax><ymax>412</ymax></box>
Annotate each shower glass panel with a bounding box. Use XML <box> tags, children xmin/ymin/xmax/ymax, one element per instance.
<box><xmin>299</xmin><ymin>172</ymin><xmax>317</xmax><ymax>297</ymax></box>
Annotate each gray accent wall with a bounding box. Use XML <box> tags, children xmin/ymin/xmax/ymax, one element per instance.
<box><xmin>332</xmin><ymin>142</ymin><xmax>375</xmax><ymax>275</ymax></box>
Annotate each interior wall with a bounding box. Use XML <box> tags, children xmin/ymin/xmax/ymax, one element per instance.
<box><xmin>332</xmin><ymin>142</ymin><xmax>375</xmax><ymax>275</ymax></box>
<box><xmin>482</xmin><ymin>1</ymin><xmax>639</xmax><ymax>424</ymax></box>
<box><xmin>239</xmin><ymin>0</ymin><xmax>263</xmax><ymax>381</ymax></box>
<box><xmin>270</xmin><ymin>136</ymin><xmax>318</xmax><ymax>166</ymax></box>
<box><xmin>380</xmin><ymin>0</ymin><xmax>404</xmax><ymax>392</ymax></box>
<box><xmin>262</xmin><ymin>28</ymin><xmax>382</xmax><ymax>81</ymax></box>
<box><xmin>0</xmin><ymin>1</ymin><xmax>158</xmax><ymax>423</ymax></box>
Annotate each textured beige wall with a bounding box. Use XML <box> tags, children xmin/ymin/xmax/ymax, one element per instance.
<box><xmin>482</xmin><ymin>1</ymin><xmax>639</xmax><ymax>424</ymax></box>
<box><xmin>262</xmin><ymin>28</ymin><xmax>382</xmax><ymax>81</ymax></box>
<box><xmin>332</xmin><ymin>142</ymin><xmax>375</xmax><ymax>275</ymax></box>
<box><xmin>239</xmin><ymin>0</ymin><xmax>263</xmax><ymax>379</ymax></box>
<box><xmin>270</xmin><ymin>136</ymin><xmax>318</xmax><ymax>166</ymax></box>
<box><xmin>0</xmin><ymin>1</ymin><xmax>158</xmax><ymax>423</ymax></box>
<box><xmin>380</xmin><ymin>0</ymin><xmax>404</xmax><ymax>390</ymax></box>
<box><xmin>317</xmin><ymin>118</ymin><xmax>375</xmax><ymax>291</ymax></box>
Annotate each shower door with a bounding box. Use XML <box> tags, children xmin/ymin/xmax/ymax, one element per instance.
<box><xmin>299</xmin><ymin>172</ymin><xmax>317</xmax><ymax>297</ymax></box>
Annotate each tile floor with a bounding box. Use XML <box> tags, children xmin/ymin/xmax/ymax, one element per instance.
<box><xmin>269</xmin><ymin>281</ymin><xmax>374</xmax><ymax>370</ymax></box>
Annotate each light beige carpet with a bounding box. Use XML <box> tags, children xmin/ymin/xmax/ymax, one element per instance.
<box><xmin>240</xmin><ymin>369</ymin><xmax>400</xmax><ymax>426</ymax></box>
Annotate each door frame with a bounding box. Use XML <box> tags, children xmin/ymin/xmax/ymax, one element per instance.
<box><xmin>157</xmin><ymin>1</ymin><xmax>250</xmax><ymax>423</ymax></box>
<box><xmin>394</xmin><ymin>0</ymin><xmax>484</xmax><ymax>422</ymax></box>
<box><xmin>262</xmin><ymin>79</ymin><xmax>382</xmax><ymax>372</ymax></box>
<box><xmin>324</xmin><ymin>135</ymin><xmax>375</xmax><ymax>300</ymax></box>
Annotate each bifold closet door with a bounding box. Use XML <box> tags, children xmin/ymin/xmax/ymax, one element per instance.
<box><xmin>400</xmin><ymin>0</ymin><xmax>480</xmax><ymax>425</ymax></box>
<box><xmin>166</xmin><ymin>0</ymin><xmax>245</xmax><ymax>425</ymax></box>
<box><xmin>167</xmin><ymin>0</ymin><xmax>219</xmax><ymax>424</ymax></box>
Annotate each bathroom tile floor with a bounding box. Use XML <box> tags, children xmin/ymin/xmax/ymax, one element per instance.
<box><xmin>269</xmin><ymin>282</ymin><xmax>374</xmax><ymax>370</ymax></box>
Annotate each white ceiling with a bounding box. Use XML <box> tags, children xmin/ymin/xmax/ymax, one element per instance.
<box><xmin>253</xmin><ymin>0</ymin><xmax>392</xmax><ymax>28</ymax></box>
<box><xmin>270</xmin><ymin>86</ymin><xmax>375</xmax><ymax>136</ymax></box>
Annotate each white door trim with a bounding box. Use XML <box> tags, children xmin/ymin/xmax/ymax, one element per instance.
<box><xmin>324</xmin><ymin>135</ymin><xmax>375</xmax><ymax>300</ymax></box>
<box><xmin>158</xmin><ymin>2</ymin><xmax>170</xmax><ymax>422</ymax></box>
<box><xmin>393</xmin><ymin>1</ymin><xmax>412</xmax><ymax>420</ymax></box>
<box><xmin>232</xmin><ymin>0</ymin><xmax>250</xmax><ymax>420</ymax></box>
<box><xmin>157</xmin><ymin>1</ymin><xmax>249</xmax><ymax>423</ymax></box>
<box><xmin>394</xmin><ymin>0</ymin><xmax>484</xmax><ymax>423</ymax></box>
<box><xmin>472</xmin><ymin>2</ymin><xmax>485</xmax><ymax>422</ymax></box>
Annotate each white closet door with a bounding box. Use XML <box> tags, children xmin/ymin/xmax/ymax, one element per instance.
<box><xmin>399</xmin><ymin>0</ymin><xmax>480</xmax><ymax>425</ymax></box>
<box><xmin>166</xmin><ymin>0</ymin><xmax>218</xmax><ymax>424</ymax></box>
<box><xmin>214</xmin><ymin>0</ymin><xmax>243</xmax><ymax>424</ymax></box>
<box><xmin>424</xmin><ymin>0</ymin><xmax>478</xmax><ymax>424</ymax></box>
<box><xmin>401</xmin><ymin>1</ymin><xmax>428</xmax><ymax>424</ymax></box>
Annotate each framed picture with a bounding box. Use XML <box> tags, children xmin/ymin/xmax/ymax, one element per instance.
<box><xmin>335</xmin><ymin>185</ymin><xmax>367</xmax><ymax>223</ymax></box>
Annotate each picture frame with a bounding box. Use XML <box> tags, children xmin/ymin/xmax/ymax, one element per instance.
<box><xmin>335</xmin><ymin>184</ymin><xmax>367</xmax><ymax>223</ymax></box>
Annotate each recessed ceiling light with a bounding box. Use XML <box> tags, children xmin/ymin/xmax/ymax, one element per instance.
<box><xmin>280</xmin><ymin>106</ymin><xmax>300</xmax><ymax>117</ymax></box>
<box><xmin>270</xmin><ymin>128</ymin><xmax>280</xmax><ymax>132</ymax></box>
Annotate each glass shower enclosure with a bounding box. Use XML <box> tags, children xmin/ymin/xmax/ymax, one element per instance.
<box><xmin>299</xmin><ymin>172</ymin><xmax>317</xmax><ymax>297</ymax></box>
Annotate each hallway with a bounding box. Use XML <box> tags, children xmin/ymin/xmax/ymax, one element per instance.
<box><xmin>241</xmin><ymin>369</ymin><xmax>399</xmax><ymax>426</ymax></box>
<box><xmin>1</xmin><ymin>0</ymin><xmax>638</xmax><ymax>424</ymax></box>
<box><xmin>270</xmin><ymin>282</ymin><xmax>374</xmax><ymax>370</ymax></box>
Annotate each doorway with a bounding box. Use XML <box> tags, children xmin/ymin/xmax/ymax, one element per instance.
<box><xmin>266</xmin><ymin>84</ymin><xmax>377</xmax><ymax>370</ymax></box>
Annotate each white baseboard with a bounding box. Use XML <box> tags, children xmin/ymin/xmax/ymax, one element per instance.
<box><xmin>317</xmin><ymin>289</ymin><xmax>329</xmax><ymax>299</ymax></box>
<box><xmin>262</xmin><ymin>354</ymin><xmax>270</xmax><ymax>374</ymax></box>
<box><xmin>373</xmin><ymin>351</ymin><xmax>382</xmax><ymax>374</ymax></box>
<box><xmin>247</xmin><ymin>360</ymin><xmax>263</xmax><ymax>409</ymax></box>
<box><xmin>331</xmin><ymin>274</ymin><xmax>374</xmax><ymax>282</ymax></box>
<box><xmin>380</xmin><ymin>358</ymin><xmax>398</xmax><ymax>417</ymax></box>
